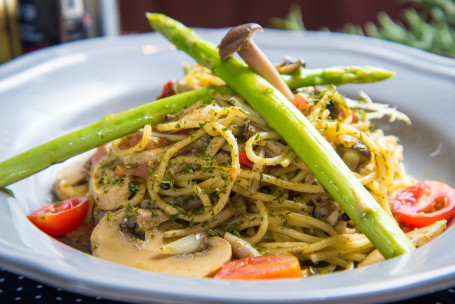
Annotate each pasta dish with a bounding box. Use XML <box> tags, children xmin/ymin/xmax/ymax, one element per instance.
<box><xmin>11</xmin><ymin>14</ymin><xmax>452</xmax><ymax>280</ymax></box>
<box><xmin>52</xmin><ymin>64</ymin><xmax>448</xmax><ymax>278</ymax></box>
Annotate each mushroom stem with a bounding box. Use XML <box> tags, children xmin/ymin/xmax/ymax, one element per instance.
<box><xmin>239</xmin><ymin>40</ymin><xmax>295</xmax><ymax>101</ymax></box>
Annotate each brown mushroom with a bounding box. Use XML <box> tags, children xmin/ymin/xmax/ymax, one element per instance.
<box><xmin>274</xmin><ymin>56</ymin><xmax>306</xmax><ymax>74</ymax></box>
<box><xmin>218</xmin><ymin>23</ymin><xmax>295</xmax><ymax>101</ymax></box>
<box><xmin>91</xmin><ymin>208</ymin><xmax>232</xmax><ymax>278</ymax></box>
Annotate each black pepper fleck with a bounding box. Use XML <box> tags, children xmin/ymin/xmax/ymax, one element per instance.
<box><xmin>159</xmin><ymin>182</ymin><xmax>171</xmax><ymax>190</ymax></box>
<box><xmin>341</xmin><ymin>213</ymin><xmax>350</xmax><ymax>221</ymax></box>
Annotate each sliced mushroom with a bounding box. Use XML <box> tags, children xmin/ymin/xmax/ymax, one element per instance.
<box><xmin>89</xmin><ymin>152</ymin><xmax>146</xmax><ymax>210</ymax></box>
<box><xmin>91</xmin><ymin>208</ymin><xmax>232</xmax><ymax>277</ymax></box>
<box><xmin>92</xmin><ymin>205</ymin><xmax>114</xmax><ymax>225</ymax></box>
<box><xmin>91</xmin><ymin>208</ymin><xmax>169</xmax><ymax>261</ymax></box>
<box><xmin>152</xmin><ymin>236</ymin><xmax>232</xmax><ymax>277</ymax></box>
<box><xmin>218</xmin><ymin>23</ymin><xmax>294</xmax><ymax>101</ymax></box>
<box><xmin>53</xmin><ymin>153</ymin><xmax>92</xmax><ymax>200</ymax></box>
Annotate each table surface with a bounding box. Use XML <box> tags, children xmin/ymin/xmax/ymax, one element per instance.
<box><xmin>1</xmin><ymin>268</ymin><xmax>454</xmax><ymax>304</ymax></box>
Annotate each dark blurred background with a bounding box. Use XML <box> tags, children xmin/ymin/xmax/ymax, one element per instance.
<box><xmin>7</xmin><ymin>0</ymin><xmax>453</xmax><ymax>64</ymax></box>
<box><xmin>118</xmin><ymin>0</ymin><xmax>401</xmax><ymax>32</ymax></box>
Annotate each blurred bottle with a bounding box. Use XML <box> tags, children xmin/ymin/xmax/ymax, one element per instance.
<box><xmin>59</xmin><ymin>0</ymin><xmax>99</xmax><ymax>43</ymax></box>
<box><xmin>17</xmin><ymin>0</ymin><xmax>102</xmax><ymax>54</ymax></box>
<box><xmin>1</xmin><ymin>0</ymin><xmax>119</xmax><ymax>63</ymax></box>
<box><xmin>0</xmin><ymin>0</ymin><xmax>22</xmax><ymax>63</ymax></box>
<box><xmin>18</xmin><ymin>0</ymin><xmax>59</xmax><ymax>53</ymax></box>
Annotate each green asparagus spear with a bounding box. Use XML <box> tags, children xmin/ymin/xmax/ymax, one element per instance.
<box><xmin>147</xmin><ymin>13</ymin><xmax>415</xmax><ymax>258</ymax></box>
<box><xmin>283</xmin><ymin>66</ymin><xmax>395</xmax><ymax>89</ymax></box>
<box><xmin>0</xmin><ymin>86</ymin><xmax>227</xmax><ymax>189</ymax></box>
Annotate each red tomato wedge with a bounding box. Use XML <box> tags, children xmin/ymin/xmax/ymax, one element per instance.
<box><xmin>27</xmin><ymin>197</ymin><xmax>90</xmax><ymax>236</ymax></box>
<box><xmin>161</xmin><ymin>79</ymin><xmax>176</xmax><ymax>98</ymax></box>
<box><xmin>391</xmin><ymin>180</ymin><xmax>455</xmax><ymax>228</ymax></box>
<box><xmin>214</xmin><ymin>254</ymin><xmax>302</xmax><ymax>280</ymax></box>
<box><xmin>239</xmin><ymin>150</ymin><xmax>254</xmax><ymax>168</ymax></box>
<box><xmin>292</xmin><ymin>93</ymin><xmax>310</xmax><ymax>115</ymax></box>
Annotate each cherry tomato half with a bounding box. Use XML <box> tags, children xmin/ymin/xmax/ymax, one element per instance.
<box><xmin>27</xmin><ymin>197</ymin><xmax>90</xmax><ymax>236</ymax></box>
<box><xmin>214</xmin><ymin>254</ymin><xmax>302</xmax><ymax>280</ymax></box>
<box><xmin>391</xmin><ymin>180</ymin><xmax>455</xmax><ymax>228</ymax></box>
<box><xmin>160</xmin><ymin>79</ymin><xmax>176</xmax><ymax>98</ymax></box>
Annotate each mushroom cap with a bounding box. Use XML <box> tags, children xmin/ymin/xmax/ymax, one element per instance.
<box><xmin>218</xmin><ymin>23</ymin><xmax>263</xmax><ymax>60</ymax></box>
<box><xmin>91</xmin><ymin>208</ymin><xmax>232</xmax><ymax>278</ymax></box>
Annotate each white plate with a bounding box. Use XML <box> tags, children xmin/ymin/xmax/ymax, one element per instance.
<box><xmin>1</xmin><ymin>29</ymin><xmax>455</xmax><ymax>304</ymax></box>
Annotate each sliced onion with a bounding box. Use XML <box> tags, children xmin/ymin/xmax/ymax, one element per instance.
<box><xmin>224</xmin><ymin>232</ymin><xmax>261</xmax><ymax>258</ymax></box>
<box><xmin>158</xmin><ymin>232</ymin><xmax>208</xmax><ymax>255</ymax></box>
